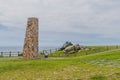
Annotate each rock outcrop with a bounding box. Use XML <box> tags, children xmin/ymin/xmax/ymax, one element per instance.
<box><xmin>64</xmin><ymin>44</ymin><xmax>87</xmax><ymax>54</ymax></box>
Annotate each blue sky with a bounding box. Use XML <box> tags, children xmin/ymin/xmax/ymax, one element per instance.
<box><xmin>0</xmin><ymin>0</ymin><xmax>120</xmax><ymax>47</ymax></box>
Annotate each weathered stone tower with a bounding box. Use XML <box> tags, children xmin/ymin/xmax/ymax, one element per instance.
<box><xmin>23</xmin><ymin>17</ymin><xmax>39</xmax><ymax>59</ymax></box>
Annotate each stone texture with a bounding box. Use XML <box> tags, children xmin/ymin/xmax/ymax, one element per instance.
<box><xmin>22</xmin><ymin>17</ymin><xmax>39</xmax><ymax>59</ymax></box>
<box><xmin>64</xmin><ymin>45</ymin><xmax>76</xmax><ymax>54</ymax></box>
<box><xmin>64</xmin><ymin>44</ymin><xmax>87</xmax><ymax>54</ymax></box>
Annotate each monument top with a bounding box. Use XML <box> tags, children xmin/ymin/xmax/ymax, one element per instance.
<box><xmin>28</xmin><ymin>17</ymin><xmax>38</xmax><ymax>20</ymax></box>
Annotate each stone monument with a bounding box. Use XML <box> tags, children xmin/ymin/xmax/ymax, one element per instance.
<box><xmin>22</xmin><ymin>17</ymin><xmax>39</xmax><ymax>59</ymax></box>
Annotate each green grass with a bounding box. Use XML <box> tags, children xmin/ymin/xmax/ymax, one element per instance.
<box><xmin>49</xmin><ymin>45</ymin><xmax>120</xmax><ymax>57</ymax></box>
<box><xmin>0</xmin><ymin>46</ymin><xmax>120</xmax><ymax>80</ymax></box>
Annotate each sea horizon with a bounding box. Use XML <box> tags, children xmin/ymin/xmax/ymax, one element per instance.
<box><xmin>0</xmin><ymin>46</ymin><xmax>59</xmax><ymax>52</ymax></box>
<box><xmin>0</xmin><ymin>46</ymin><xmax>59</xmax><ymax>56</ymax></box>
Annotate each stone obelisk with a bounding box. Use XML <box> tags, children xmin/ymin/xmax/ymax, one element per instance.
<box><xmin>23</xmin><ymin>17</ymin><xmax>39</xmax><ymax>59</ymax></box>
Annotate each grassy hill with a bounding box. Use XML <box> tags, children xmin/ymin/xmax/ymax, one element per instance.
<box><xmin>48</xmin><ymin>45</ymin><xmax>120</xmax><ymax>57</ymax></box>
<box><xmin>0</xmin><ymin>46</ymin><xmax>120</xmax><ymax>80</ymax></box>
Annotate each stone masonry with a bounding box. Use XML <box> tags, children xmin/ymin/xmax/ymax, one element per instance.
<box><xmin>23</xmin><ymin>17</ymin><xmax>39</xmax><ymax>59</ymax></box>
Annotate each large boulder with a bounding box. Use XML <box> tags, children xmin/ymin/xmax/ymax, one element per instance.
<box><xmin>64</xmin><ymin>45</ymin><xmax>76</xmax><ymax>54</ymax></box>
<box><xmin>64</xmin><ymin>44</ymin><xmax>87</xmax><ymax>54</ymax></box>
<box><xmin>75</xmin><ymin>44</ymin><xmax>81</xmax><ymax>50</ymax></box>
<box><xmin>64</xmin><ymin>44</ymin><xmax>81</xmax><ymax>54</ymax></box>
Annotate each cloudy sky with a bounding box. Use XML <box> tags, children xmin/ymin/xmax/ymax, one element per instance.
<box><xmin>0</xmin><ymin>0</ymin><xmax>120</xmax><ymax>48</ymax></box>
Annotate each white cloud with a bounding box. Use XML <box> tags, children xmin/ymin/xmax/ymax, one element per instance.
<box><xmin>0</xmin><ymin>0</ymin><xmax>120</xmax><ymax>38</ymax></box>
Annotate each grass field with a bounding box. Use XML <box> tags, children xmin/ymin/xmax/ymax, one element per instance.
<box><xmin>0</xmin><ymin>46</ymin><xmax>120</xmax><ymax>80</ymax></box>
<box><xmin>48</xmin><ymin>46</ymin><xmax>120</xmax><ymax>57</ymax></box>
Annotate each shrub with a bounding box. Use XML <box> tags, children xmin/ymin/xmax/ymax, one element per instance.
<box><xmin>59</xmin><ymin>41</ymin><xmax>73</xmax><ymax>51</ymax></box>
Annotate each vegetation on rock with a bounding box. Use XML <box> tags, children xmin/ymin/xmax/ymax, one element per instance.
<box><xmin>59</xmin><ymin>41</ymin><xmax>73</xmax><ymax>51</ymax></box>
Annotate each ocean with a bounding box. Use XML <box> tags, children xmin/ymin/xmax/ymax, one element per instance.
<box><xmin>0</xmin><ymin>46</ymin><xmax>58</xmax><ymax>56</ymax></box>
